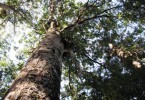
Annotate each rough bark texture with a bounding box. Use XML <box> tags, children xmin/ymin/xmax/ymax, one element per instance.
<box><xmin>3</xmin><ymin>31</ymin><xmax>63</xmax><ymax>100</ymax></box>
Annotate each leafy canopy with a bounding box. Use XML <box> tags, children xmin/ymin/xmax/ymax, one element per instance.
<box><xmin>0</xmin><ymin>0</ymin><xmax>145</xmax><ymax>99</ymax></box>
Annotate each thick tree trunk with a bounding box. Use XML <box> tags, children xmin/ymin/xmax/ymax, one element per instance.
<box><xmin>3</xmin><ymin>31</ymin><xmax>64</xmax><ymax>100</ymax></box>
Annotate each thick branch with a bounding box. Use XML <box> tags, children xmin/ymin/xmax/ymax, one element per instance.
<box><xmin>60</xmin><ymin>5</ymin><xmax>122</xmax><ymax>32</ymax></box>
<box><xmin>60</xmin><ymin>14</ymin><xmax>113</xmax><ymax>32</ymax></box>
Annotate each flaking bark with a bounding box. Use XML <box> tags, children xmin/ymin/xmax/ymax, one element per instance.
<box><xmin>3</xmin><ymin>31</ymin><xmax>64</xmax><ymax>100</ymax></box>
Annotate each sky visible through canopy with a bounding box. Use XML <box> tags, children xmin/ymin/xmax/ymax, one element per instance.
<box><xmin>1</xmin><ymin>0</ymin><xmax>145</xmax><ymax>99</ymax></box>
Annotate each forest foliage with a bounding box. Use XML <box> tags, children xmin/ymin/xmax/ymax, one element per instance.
<box><xmin>0</xmin><ymin>0</ymin><xmax>145</xmax><ymax>99</ymax></box>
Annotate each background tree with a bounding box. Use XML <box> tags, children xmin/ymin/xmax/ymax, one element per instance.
<box><xmin>0</xmin><ymin>0</ymin><xmax>145</xmax><ymax>99</ymax></box>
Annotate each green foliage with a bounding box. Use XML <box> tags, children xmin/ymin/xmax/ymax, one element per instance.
<box><xmin>121</xmin><ymin>0</ymin><xmax>145</xmax><ymax>22</ymax></box>
<box><xmin>0</xmin><ymin>0</ymin><xmax>145</xmax><ymax>99</ymax></box>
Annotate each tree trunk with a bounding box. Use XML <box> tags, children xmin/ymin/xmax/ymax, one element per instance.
<box><xmin>3</xmin><ymin>31</ymin><xmax>64</xmax><ymax>100</ymax></box>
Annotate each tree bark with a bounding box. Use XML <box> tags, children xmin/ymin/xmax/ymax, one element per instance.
<box><xmin>3</xmin><ymin>31</ymin><xmax>64</xmax><ymax>100</ymax></box>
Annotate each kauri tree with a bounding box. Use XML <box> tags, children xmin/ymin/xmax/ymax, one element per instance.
<box><xmin>0</xmin><ymin>0</ymin><xmax>145</xmax><ymax>100</ymax></box>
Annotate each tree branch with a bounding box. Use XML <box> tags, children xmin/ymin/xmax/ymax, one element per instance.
<box><xmin>0</xmin><ymin>3</ymin><xmax>14</xmax><ymax>10</ymax></box>
<box><xmin>84</xmin><ymin>54</ymin><xmax>104</xmax><ymax>67</ymax></box>
<box><xmin>60</xmin><ymin>5</ymin><xmax>122</xmax><ymax>32</ymax></box>
<box><xmin>0</xmin><ymin>2</ymin><xmax>32</xmax><ymax>24</ymax></box>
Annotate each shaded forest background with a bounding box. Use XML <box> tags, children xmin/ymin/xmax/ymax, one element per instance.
<box><xmin>0</xmin><ymin>0</ymin><xmax>145</xmax><ymax>99</ymax></box>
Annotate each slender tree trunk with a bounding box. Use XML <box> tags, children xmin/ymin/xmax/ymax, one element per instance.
<box><xmin>3</xmin><ymin>31</ymin><xmax>64</xmax><ymax>100</ymax></box>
